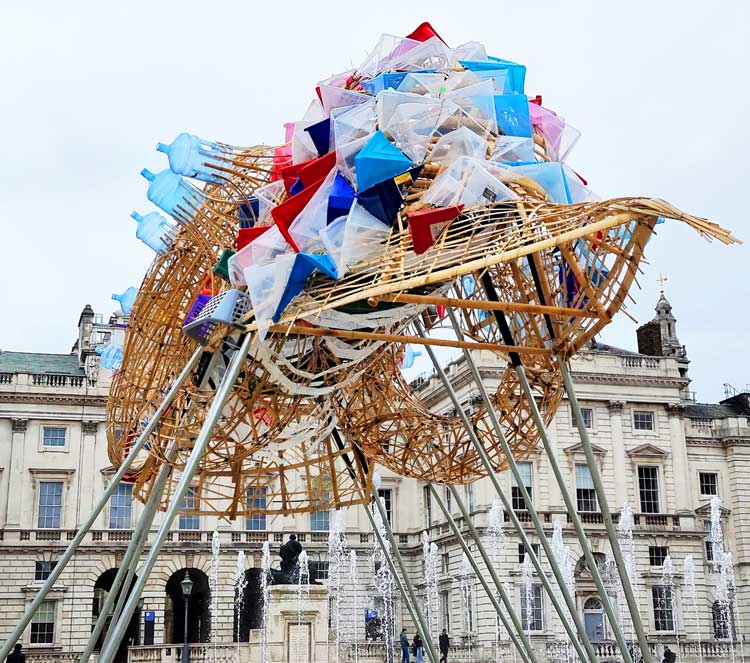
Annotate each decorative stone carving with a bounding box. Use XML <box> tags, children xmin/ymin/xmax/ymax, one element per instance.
<box><xmin>82</xmin><ymin>421</ymin><xmax>98</xmax><ymax>435</ymax></box>
<box><xmin>11</xmin><ymin>418</ymin><xmax>28</xmax><ymax>433</ymax></box>
<box><xmin>607</xmin><ymin>400</ymin><xmax>625</xmax><ymax>413</ymax></box>
<box><xmin>664</xmin><ymin>402</ymin><xmax>686</xmax><ymax>417</ymax></box>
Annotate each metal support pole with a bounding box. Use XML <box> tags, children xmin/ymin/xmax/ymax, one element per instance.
<box><xmin>561</xmin><ymin>362</ymin><xmax>653</xmax><ymax>662</ymax></box>
<box><xmin>429</xmin><ymin>485</ymin><xmax>536</xmax><ymax>663</ymax></box>
<box><xmin>98</xmin><ymin>334</ymin><xmax>254</xmax><ymax>663</ymax></box>
<box><xmin>85</xmin><ymin>449</ymin><xmax>178</xmax><ymax>662</ymax></box>
<box><xmin>512</xmin><ymin>365</ymin><xmax>637</xmax><ymax>663</ymax></box>
<box><xmin>368</xmin><ymin>491</ymin><xmax>440</xmax><ymax>663</ymax></box>
<box><xmin>182</xmin><ymin>595</ymin><xmax>190</xmax><ymax>663</ymax></box>
<box><xmin>416</xmin><ymin>320</ymin><xmax>598</xmax><ymax>663</ymax></box>
<box><xmin>0</xmin><ymin>347</ymin><xmax>203</xmax><ymax>662</ymax></box>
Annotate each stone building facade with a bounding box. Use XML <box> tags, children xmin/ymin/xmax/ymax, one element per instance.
<box><xmin>0</xmin><ymin>297</ymin><xmax>747</xmax><ymax>662</ymax></box>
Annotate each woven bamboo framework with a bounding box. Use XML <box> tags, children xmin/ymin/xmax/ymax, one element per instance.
<box><xmin>107</xmin><ymin>45</ymin><xmax>739</xmax><ymax>517</ymax></box>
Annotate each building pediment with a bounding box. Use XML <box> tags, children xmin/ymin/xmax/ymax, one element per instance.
<box><xmin>625</xmin><ymin>443</ymin><xmax>668</xmax><ymax>458</ymax></box>
<box><xmin>695</xmin><ymin>503</ymin><xmax>730</xmax><ymax>518</ymax></box>
<box><xmin>563</xmin><ymin>442</ymin><xmax>608</xmax><ymax>457</ymax></box>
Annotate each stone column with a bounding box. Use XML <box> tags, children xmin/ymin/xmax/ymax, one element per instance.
<box><xmin>665</xmin><ymin>403</ymin><xmax>690</xmax><ymax>513</ymax></box>
<box><xmin>607</xmin><ymin>401</ymin><xmax>628</xmax><ymax>508</ymax></box>
<box><xmin>6</xmin><ymin>419</ymin><xmax>28</xmax><ymax>527</ymax></box>
<box><xmin>79</xmin><ymin>421</ymin><xmax>99</xmax><ymax>526</ymax></box>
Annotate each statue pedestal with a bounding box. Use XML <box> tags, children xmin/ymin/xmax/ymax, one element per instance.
<box><xmin>254</xmin><ymin>584</ymin><xmax>330</xmax><ymax>663</ymax></box>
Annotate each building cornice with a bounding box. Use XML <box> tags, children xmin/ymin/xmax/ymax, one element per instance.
<box><xmin>568</xmin><ymin>372</ymin><xmax>689</xmax><ymax>390</ymax></box>
<box><xmin>0</xmin><ymin>393</ymin><xmax>107</xmax><ymax>407</ymax></box>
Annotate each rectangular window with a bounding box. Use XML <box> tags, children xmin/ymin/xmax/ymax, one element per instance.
<box><xmin>444</xmin><ymin>486</ymin><xmax>452</xmax><ymax>515</ymax></box>
<box><xmin>520</xmin><ymin>585</ymin><xmax>543</xmax><ymax>631</ymax></box>
<box><xmin>440</xmin><ymin>590</ymin><xmax>451</xmax><ymax>631</ymax></box>
<box><xmin>441</xmin><ymin>552</ymin><xmax>450</xmax><ymax>575</ymax></box>
<box><xmin>30</xmin><ymin>600</ymin><xmax>55</xmax><ymax>644</ymax></box>
<box><xmin>512</xmin><ymin>462</ymin><xmax>533</xmax><ymax>511</ymax></box>
<box><xmin>649</xmin><ymin>546</ymin><xmax>669</xmax><ymax>567</ymax></box>
<box><xmin>35</xmin><ymin>561</ymin><xmax>57</xmax><ymax>582</ymax></box>
<box><xmin>633</xmin><ymin>410</ymin><xmax>655</xmax><ymax>431</ymax></box>
<box><xmin>37</xmin><ymin>482</ymin><xmax>63</xmax><ymax>529</ymax></box>
<box><xmin>652</xmin><ymin>586</ymin><xmax>675</xmax><ymax>631</ymax></box>
<box><xmin>575</xmin><ymin>464</ymin><xmax>598</xmax><ymax>512</ymax></box>
<box><xmin>311</xmin><ymin>493</ymin><xmax>330</xmax><ymax>532</ymax></box>
<box><xmin>378</xmin><ymin>489</ymin><xmax>393</xmax><ymax>527</ymax></box>
<box><xmin>699</xmin><ymin>472</ymin><xmax>718</xmax><ymax>497</ymax></box>
<box><xmin>424</xmin><ymin>486</ymin><xmax>432</xmax><ymax>528</ymax></box>
<box><xmin>42</xmin><ymin>427</ymin><xmax>66</xmax><ymax>448</ymax></box>
<box><xmin>705</xmin><ymin>540</ymin><xmax>714</xmax><ymax>562</ymax></box>
<box><xmin>571</xmin><ymin>407</ymin><xmax>593</xmax><ymax>429</ymax></box>
<box><xmin>246</xmin><ymin>486</ymin><xmax>268</xmax><ymax>531</ymax></box>
<box><xmin>638</xmin><ymin>466</ymin><xmax>660</xmax><ymax>514</ymax></box>
<box><xmin>109</xmin><ymin>483</ymin><xmax>133</xmax><ymax>529</ymax></box>
<box><xmin>178</xmin><ymin>487</ymin><xmax>200</xmax><ymax>530</ymax></box>
<box><xmin>309</xmin><ymin>560</ymin><xmax>329</xmax><ymax>581</ymax></box>
<box><xmin>517</xmin><ymin>543</ymin><xmax>540</xmax><ymax>564</ymax></box>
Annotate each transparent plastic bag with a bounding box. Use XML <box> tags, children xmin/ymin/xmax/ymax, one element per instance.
<box><xmin>387</xmin><ymin>102</ymin><xmax>442</xmax><ymax>163</ymax></box>
<box><xmin>331</xmin><ymin>100</ymin><xmax>377</xmax><ymax>152</ymax></box>
<box><xmin>289</xmin><ymin>168</ymin><xmax>339</xmax><ymax>253</ymax></box>
<box><xmin>341</xmin><ymin>202</ymin><xmax>392</xmax><ymax>270</ymax></box>
<box><xmin>422</xmin><ymin>156</ymin><xmax>517</xmax><ymax>208</ymax></box>
<box><xmin>429</xmin><ymin>126</ymin><xmax>489</xmax><ymax>165</ymax></box>
<box><xmin>356</xmin><ymin>34</ymin><xmax>420</xmax><ymax>78</ymax></box>
<box><xmin>444</xmin><ymin>79</ymin><xmax>498</xmax><ymax>136</ymax></box>
<box><xmin>397</xmin><ymin>72</ymin><xmax>446</xmax><ymax>97</ymax></box>
<box><xmin>490</xmin><ymin>135</ymin><xmax>535</xmax><ymax>163</ymax></box>
<box><xmin>385</xmin><ymin>36</ymin><xmax>454</xmax><ymax>73</ymax></box>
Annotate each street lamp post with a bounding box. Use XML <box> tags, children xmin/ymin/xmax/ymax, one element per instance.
<box><xmin>180</xmin><ymin>571</ymin><xmax>193</xmax><ymax>663</ymax></box>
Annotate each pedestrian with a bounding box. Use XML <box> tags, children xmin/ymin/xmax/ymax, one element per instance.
<box><xmin>400</xmin><ymin>628</ymin><xmax>410</xmax><ymax>663</ymax></box>
<box><xmin>662</xmin><ymin>646</ymin><xmax>676</xmax><ymax>663</ymax></box>
<box><xmin>439</xmin><ymin>628</ymin><xmax>450</xmax><ymax>663</ymax></box>
<box><xmin>6</xmin><ymin>644</ymin><xmax>25</xmax><ymax>663</ymax></box>
<box><xmin>412</xmin><ymin>633</ymin><xmax>424</xmax><ymax>663</ymax></box>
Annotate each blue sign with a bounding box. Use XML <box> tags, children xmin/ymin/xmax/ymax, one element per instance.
<box><xmin>365</xmin><ymin>609</ymin><xmax>378</xmax><ymax>620</ymax></box>
<box><xmin>144</xmin><ymin>611</ymin><xmax>155</xmax><ymax>622</ymax></box>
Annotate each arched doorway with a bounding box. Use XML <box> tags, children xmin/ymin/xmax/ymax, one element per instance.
<box><xmin>92</xmin><ymin>569</ymin><xmax>140</xmax><ymax>663</ymax></box>
<box><xmin>165</xmin><ymin>568</ymin><xmax>210</xmax><ymax>644</ymax></box>
<box><xmin>234</xmin><ymin>569</ymin><xmax>264</xmax><ymax>642</ymax></box>
<box><xmin>583</xmin><ymin>597</ymin><xmax>606</xmax><ymax>642</ymax></box>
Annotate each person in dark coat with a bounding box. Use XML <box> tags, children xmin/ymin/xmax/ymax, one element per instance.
<box><xmin>6</xmin><ymin>644</ymin><xmax>25</xmax><ymax>663</ymax></box>
<box><xmin>662</xmin><ymin>646</ymin><xmax>676</xmax><ymax>663</ymax></box>
<box><xmin>439</xmin><ymin>629</ymin><xmax>450</xmax><ymax>663</ymax></box>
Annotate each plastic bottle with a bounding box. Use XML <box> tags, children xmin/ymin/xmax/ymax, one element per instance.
<box><xmin>156</xmin><ymin>133</ymin><xmax>224</xmax><ymax>184</ymax></box>
<box><xmin>131</xmin><ymin>211</ymin><xmax>176</xmax><ymax>254</ymax></box>
<box><xmin>112</xmin><ymin>287</ymin><xmax>138</xmax><ymax>316</ymax></box>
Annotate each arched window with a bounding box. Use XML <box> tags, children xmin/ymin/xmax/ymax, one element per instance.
<box><xmin>584</xmin><ymin>598</ymin><xmax>602</xmax><ymax>611</ymax></box>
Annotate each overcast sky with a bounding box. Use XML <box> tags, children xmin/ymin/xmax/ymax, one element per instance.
<box><xmin>0</xmin><ymin>0</ymin><xmax>747</xmax><ymax>402</ymax></box>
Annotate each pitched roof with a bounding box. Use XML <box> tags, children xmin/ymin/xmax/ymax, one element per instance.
<box><xmin>684</xmin><ymin>402</ymin><xmax>739</xmax><ymax>419</ymax></box>
<box><xmin>0</xmin><ymin>351</ymin><xmax>84</xmax><ymax>376</ymax></box>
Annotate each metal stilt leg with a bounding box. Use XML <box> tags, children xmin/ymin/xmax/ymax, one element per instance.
<box><xmin>416</xmin><ymin>320</ymin><xmax>598</xmax><ymax>663</ymax></box>
<box><xmin>0</xmin><ymin>348</ymin><xmax>203</xmax><ymax>662</ymax></box>
<box><xmin>97</xmin><ymin>335</ymin><xmax>254</xmax><ymax>663</ymax></box>
<box><xmin>82</xmin><ymin>448</ymin><xmax>177</xmax><ymax>663</ymax></box>
<box><xmin>561</xmin><ymin>363</ymin><xmax>653</xmax><ymax>662</ymax></box>
<box><xmin>368</xmin><ymin>491</ymin><xmax>440</xmax><ymax>663</ymax></box>
<box><xmin>429</xmin><ymin>485</ymin><xmax>536</xmax><ymax>663</ymax></box>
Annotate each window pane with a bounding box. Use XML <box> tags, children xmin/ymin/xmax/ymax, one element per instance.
<box><xmin>649</xmin><ymin>546</ymin><xmax>668</xmax><ymax>567</ymax></box>
<box><xmin>35</xmin><ymin>561</ymin><xmax>57</xmax><ymax>582</ymax></box>
<box><xmin>109</xmin><ymin>483</ymin><xmax>133</xmax><ymax>529</ymax></box>
<box><xmin>378</xmin><ymin>489</ymin><xmax>392</xmax><ymax>526</ymax></box>
<box><xmin>512</xmin><ymin>463</ymin><xmax>533</xmax><ymax>511</ymax></box>
<box><xmin>652</xmin><ymin>586</ymin><xmax>674</xmax><ymax>631</ymax></box>
<box><xmin>699</xmin><ymin>472</ymin><xmax>718</xmax><ymax>496</ymax></box>
<box><xmin>178</xmin><ymin>487</ymin><xmax>200</xmax><ymax>530</ymax></box>
<box><xmin>520</xmin><ymin>585</ymin><xmax>543</xmax><ymax>631</ymax></box>
<box><xmin>440</xmin><ymin>591</ymin><xmax>451</xmax><ymax>631</ymax></box>
<box><xmin>571</xmin><ymin>407</ymin><xmax>593</xmax><ymax>429</ymax></box>
<box><xmin>37</xmin><ymin>482</ymin><xmax>63</xmax><ymax>529</ymax></box>
<box><xmin>423</xmin><ymin>486</ymin><xmax>432</xmax><ymax>528</ymax></box>
<box><xmin>245</xmin><ymin>486</ymin><xmax>268</xmax><ymax>531</ymax></box>
<box><xmin>42</xmin><ymin>427</ymin><xmax>66</xmax><ymax>448</ymax></box>
<box><xmin>633</xmin><ymin>411</ymin><xmax>654</xmax><ymax>431</ymax></box>
<box><xmin>311</xmin><ymin>492</ymin><xmax>330</xmax><ymax>531</ymax></box>
<box><xmin>638</xmin><ymin>466</ymin><xmax>660</xmax><ymax>514</ymax></box>
<box><xmin>30</xmin><ymin>600</ymin><xmax>55</xmax><ymax>644</ymax></box>
<box><xmin>576</xmin><ymin>464</ymin><xmax>598</xmax><ymax>512</ymax></box>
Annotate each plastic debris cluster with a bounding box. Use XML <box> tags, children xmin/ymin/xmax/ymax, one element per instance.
<box><xmin>137</xmin><ymin>22</ymin><xmax>600</xmax><ymax>341</ymax></box>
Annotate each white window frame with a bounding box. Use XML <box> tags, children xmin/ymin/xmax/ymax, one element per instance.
<box><xmin>571</xmin><ymin>406</ymin><xmax>594</xmax><ymax>430</ymax></box>
<box><xmin>28</xmin><ymin>598</ymin><xmax>58</xmax><ymax>647</ymax></box>
<box><xmin>637</xmin><ymin>465</ymin><xmax>661</xmax><ymax>514</ymax></box>
<box><xmin>39</xmin><ymin>425</ymin><xmax>69</xmax><ymax>452</ymax></box>
<box><xmin>511</xmin><ymin>462</ymin><xmax>533</xmax><ymax>511</ymax></box>
<box><xmin>108</xmin><ymin>482</ymin><xmax>133</xmax><ymax>530</ymax></box>
<box><xmin>246</xmin><ymin>486</ymin><xmax>268</xmax><ymax>531</ymax></box>
<box><xmin>377</xmin><ymin>488</ymin><xmax>394</xmax><ymax>529</ymax></box>
<box><xmin>36</xmin><ymin>481</ymin><xmax>64</xmax><ymax>529</ymax></box>
<box><xmin>178</xmin><ymin>486</ymin><xmax>201</xmax><ymax>530</ymax></box>
<box><xmin>440</xmin><ymin>590</ymin><xmax>451</xmax><ymax>631</ymax></box>
<box><xmin>698</xmin><ymin>471</ymin><xmax>719</xmax><ymax>498</ymax></box>
<box><xmin>520</xmin><ymin>584</ymin><xmax>544</xmax><ymax>632</ymax></box>
<box><xmin>632</xmin><ymin>410</ymin><xmax>656</xmax><ymax>432</ymax></box>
